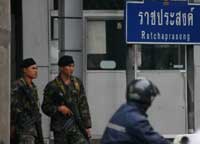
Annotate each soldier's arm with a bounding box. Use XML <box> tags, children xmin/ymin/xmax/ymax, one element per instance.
<box><xmin>41</xmin><ymin>83</ymin><xmax>58</xmax><ymax>117</ymax></box>
<box><xmin>126</xmin><ymin>112</ymin><xmax>171</xmax><ymax>144</ymax></box>
<box><xmin>11</xmin><ymin>82</ymin><xmax>21</xmax><ymax>140</ymax></box>
<box><xmin>11</xmin><ymin>82</ymin><xmax>31</xmax><ymax>130</ymax></box>
<box><xmin>11</xmin><ymin>83</ymin><xmax>20</xmax><ymax>126</ymax></box>
<box><xmin>78</xmin><ymin>80</ymin><xmax>92</xmax><ymax>129</ymax></box>
<box><xmin>11</xmin><ymin>83</ymin><xmax>25</xmax><ymax>117</ymax></box>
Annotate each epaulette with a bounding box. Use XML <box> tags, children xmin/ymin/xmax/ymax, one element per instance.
<box><xmin>11</xmin><ymin>79</ymin><xmax>24</xmax><ymax>92</ymax></box>
<box><xmin>55</xmin><ymin>77</ymin><xmax>67</xmax><ymax>95</ymax></box>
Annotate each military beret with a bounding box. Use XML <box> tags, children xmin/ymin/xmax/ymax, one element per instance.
<box><xmin>20</xmin><ymin>58</ymin><xmax>36</xmax><ymax>68</ymax></box>
<box><xmin>58</xmin><ymin>55</ymin><xmax>74</xmax><ymax>67</ymax></box>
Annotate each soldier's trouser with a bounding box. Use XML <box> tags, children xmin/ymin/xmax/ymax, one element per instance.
<box><xmin>18</xmin><ymin>134</ymin><xmax>35</xmax><ymax>144</ymax></box>
<box><xmin>54</xmin><ymin>124</ymin><xmax>88</xmax><ymax>144</ymax></box>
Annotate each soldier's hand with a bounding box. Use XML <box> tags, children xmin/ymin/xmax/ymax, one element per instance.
<box><xmin>10</xmin><ymin>125</ymin><xmax>16</xmax><ymax>140</ymax></box>
<box><xmin>86</xmin><ymin>128</ymin><xmax>91</xmax><ymax>138</ymax></box>
<box><xmin>58</xmin><ymin>105</ymin><xmax>73</xmax><ymax>116</ymax></box>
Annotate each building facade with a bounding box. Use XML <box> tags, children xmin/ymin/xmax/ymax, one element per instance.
<box><xmin>7</xmin><ymin>0</ymin><xmax>200</xmax><ymax>143</ymax></box>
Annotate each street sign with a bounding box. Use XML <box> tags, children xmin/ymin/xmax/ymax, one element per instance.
<box><xmin>125</xmin><ymin>0</ymin><xmax>200</xmax><ymax>44</ymax></box>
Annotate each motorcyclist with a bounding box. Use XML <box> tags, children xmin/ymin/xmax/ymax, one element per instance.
<box><xmin>101</xmin><ymin>78</ymin><xmax>171</xmax><ymax>144</ymax></box>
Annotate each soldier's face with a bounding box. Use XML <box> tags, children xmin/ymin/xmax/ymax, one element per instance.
<box><xmin>62</xmin><ymin>64</ymin><xmax>74</xmax><ymax>76</ymax></box>
<box><xmin>23</xmin><ymin>64</ymin><xmax>38</xmax><ymax>79</ymax></box>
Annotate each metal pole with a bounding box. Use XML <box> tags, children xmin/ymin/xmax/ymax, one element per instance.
<box><xmin>187</xmin><ymin>45</ymin><xmax>195</xmax><ymax>133</ymax></box>
<box><xmin>134</xmin><ymin>45</ymin><xmax>138</xmax><ymax>79</ymax></box>
<box><xmin>126</xmin><ymin>44</ymin><xmax>137</xmax><ymax>85</ymax></box>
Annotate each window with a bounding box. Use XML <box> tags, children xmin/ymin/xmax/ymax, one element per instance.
<box><xmin>138</xmin><ymin>45</ymin><xmax>185</xmax><ymax>70</ymax></box>
<box><xmin>51</xmin><ymin>16</ymin><xmax>59</xmax><ymax>40</ymax></box>
<box><xmin>54</xmin><ymin>0</ymin><xmax>58</xmax><ymax>10</ymax></box>
<box><xmin>87</xmin><ymin>20</ymin><xmax>127</xmax><ymax>70</ymax></box>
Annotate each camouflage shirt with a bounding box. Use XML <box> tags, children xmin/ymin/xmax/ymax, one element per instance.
<box><xmin>42</xmin><ymin>75</ymin><xmax>92</xmax><ymax>131</ymax></box>
<box><xmin>11</xmin><ymin>78</ymin><xmax>42</xmax><ymax>136</ymax></box>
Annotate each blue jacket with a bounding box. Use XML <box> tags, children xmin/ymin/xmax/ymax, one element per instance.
<box><xmin>101</xmin><ymin>103</ymin><xmax>170</xmax><ymax>144</ymax></box>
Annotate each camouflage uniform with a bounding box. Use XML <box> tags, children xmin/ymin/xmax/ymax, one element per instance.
<box><xmin>11</xmin><ymin>78</ymin><xmax>44</xmax><ymax>144</ymax></box>
<box><xmin>42</xmin><ymin>75</ymin><xmax>92</xmax><ymax>144</ymax></box>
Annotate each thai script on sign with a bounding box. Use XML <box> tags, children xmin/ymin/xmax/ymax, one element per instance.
<box><xmin>138</xmin><ymin>7</ymin><xmax>194</xmax><ymax>26</ymax></box>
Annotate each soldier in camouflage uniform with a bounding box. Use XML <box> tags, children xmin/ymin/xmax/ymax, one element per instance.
<box><xmin>11</xmin><ymin>58</ymin><xmax>44</xmax><ymax>144</ymax></box>
<box><xmin>42</xmin><ymin>55</ymin><xmax>92</xmax><ymax>144</ymax></box>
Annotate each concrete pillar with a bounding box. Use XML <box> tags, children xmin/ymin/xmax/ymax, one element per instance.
<box><xmin>0</xmin><ymin>0</ymin><xmax>10</xmax><ymax>143</ymax></box>
<box><xmin>59</xmin><ymin>0</ymin><xmax>83</xmax><ymax>79</ymax></box>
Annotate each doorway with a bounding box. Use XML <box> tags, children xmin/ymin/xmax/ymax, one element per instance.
<box><xmin>11</xmin><ymin>0</ymin><xmax>23</xmax><ymax>81</ymax></box>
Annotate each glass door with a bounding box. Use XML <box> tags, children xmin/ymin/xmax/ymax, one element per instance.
<box><xmin>137</xmin><ymin>44</ymin><xmax>187</xmax><ymax>134</ymax></box>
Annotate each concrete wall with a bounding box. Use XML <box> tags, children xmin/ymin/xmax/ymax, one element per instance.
<box><xmin>194</xmin><ymin>45</ymin><xmax>200</xmax><ymax>130</ymax></box>
<box><xmin>194</xmin><ymin>0</ymin><xmax>200</xmax><ymax>131</ymax></box>
<box><xmin>0</xmin><ymin>0</ymin><xmax>10</xmax><ymax>143</ymax></box>
<box><xmin>22</xmin><ymin>0</ymin><xmax>50</xmax><ymax>142</ymax></box>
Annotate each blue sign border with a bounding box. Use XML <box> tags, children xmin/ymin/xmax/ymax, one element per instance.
<box><xmin>125</xmin><ymin>0</ymin><xmax>200</xmax><ymax>44</ymax></box>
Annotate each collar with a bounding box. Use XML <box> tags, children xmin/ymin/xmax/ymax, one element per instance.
<box><xmin>20</xmin><ymin>77</ymin><xmax>36</xmax><ymax>88</ymax></box>
<box><xmin>127</xmin><ymin>101</ymin><xmax>149</xmax><ymax>116</ymax></box>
